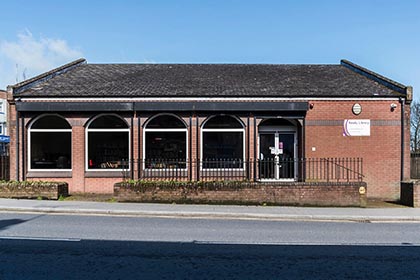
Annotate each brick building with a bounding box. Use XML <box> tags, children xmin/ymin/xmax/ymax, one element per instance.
<box><xmin>6</xmin><ymin>59</ymin><xmax>412</xmax><ymax>200</ymax></box>
<box><xmin>0</xmin><ymin>90</ymin><xmax>10</xmax><ymax>155</ymax></box>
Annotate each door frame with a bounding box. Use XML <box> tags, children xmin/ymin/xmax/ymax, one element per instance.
<box><xmin>258</xmin><ymin>124</ymin><xmax>298</xmax><ymax>181</ymax></box>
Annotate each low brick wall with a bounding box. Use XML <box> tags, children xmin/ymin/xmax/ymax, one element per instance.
<box><xmin>401</xmin><ymin>181</ymin><xmax>420</xmax><ymax>207</ymax></box>
<box><xmin>0</xmin><ymin>181</ymin><xmax>69</xmax><ymax>200</ymax></box>
<box><xmin>115</xmin><ymin>181</ymin><xmax>367</xmax><ymax>207</ymax></box>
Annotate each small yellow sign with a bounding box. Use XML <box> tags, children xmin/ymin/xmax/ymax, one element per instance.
<box><xmin>359</xmin><ymin>186</ymin><xmax>366</xmax><ymax>195</ymax></box>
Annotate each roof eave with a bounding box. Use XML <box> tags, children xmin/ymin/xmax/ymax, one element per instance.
<box><xmin>340</xmin><ymin>59</ymin><xmax>412</xmax><ymax>102</ymax></box>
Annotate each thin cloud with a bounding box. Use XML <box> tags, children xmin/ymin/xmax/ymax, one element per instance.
<box><xmin>0</xmin><ymin>30</ymin><xmax>82</xmax><ymax>88</ymax></box>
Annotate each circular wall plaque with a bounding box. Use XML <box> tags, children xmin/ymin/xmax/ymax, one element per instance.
<box><xmin>352</xmin><ymin>103</ymin><xmax>362</xmax><ymax>115</ymax></box>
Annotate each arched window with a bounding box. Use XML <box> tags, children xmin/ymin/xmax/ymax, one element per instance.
<box><xmin>29</xmin><ymin>115</ymin><xmax>72</xmax><ymax>170</ymax></box>
<box><xmin>201</xmin><ymin>115</ymin><xmax>245</xmax><ymax>168</ymax></box>
<box><xmin>144</xmin><ymin>114</ymin><xmax>187</xmax><ymax>169</ymax></box>
<box><xmin>86</xmin><ymin>115</ymin><xmax>130</xmax><ymax>170</ymax></box>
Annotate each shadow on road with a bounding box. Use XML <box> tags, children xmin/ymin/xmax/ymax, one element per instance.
<box><xmin>0</xmin><ymin>215</ymin><xmax>43</xmax><ymax>232</ymax></box>
<box><xmin>0</xmin><ymin>239</ymin><xmax>419</xmax><ymax>279</ymax></box>
<box><xmin>0</xmin><ymin>219</ymin><xmax>27</xmax><ymax>231</ymax></box>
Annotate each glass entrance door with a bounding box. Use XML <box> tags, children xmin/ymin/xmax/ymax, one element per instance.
<box><xmin>259</xmin><ymin>132</ymin><xmax>296</xmax><ymax>180</ymax></box>
<box><xmin>259</xmin><ymin>134</ymin><xmax>275</xmax><ymax>179</ymax></box>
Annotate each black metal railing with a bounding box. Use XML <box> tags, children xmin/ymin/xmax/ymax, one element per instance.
<box><xmin>258</xmin><ymin>158</ymin><xmax>295</xmax><ymax>180</ymax></box>
<box><xmin>200</xmin><ymin>158</ymin><xmax>248</xmax><ymax>182</ymax></box>
<box><xmin>139</xmin><ymin>158</ymin><xmax>188</xmax><ymax>181</ymax></box>
<box><xmin>302</xmin><ymin>158</ymin><xmax>363</xmax><ymax>182</ymax></box>
<box><xmin>122</xmin><ymin>158</ymin><xmax>363</xmax><ymax>183</ymax></box>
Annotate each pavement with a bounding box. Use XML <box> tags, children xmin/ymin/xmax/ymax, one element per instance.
<box><xmin>1</xmin><ymin>198</ymin><xmax>420</xmax><ymax>222</ymax></box>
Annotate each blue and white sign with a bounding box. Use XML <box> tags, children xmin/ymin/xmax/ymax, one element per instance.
<box><xmin>0</xmin><ymin>135</ymin><xmax>10</xmax><ymax>143</ymax></box>
<box><xmin>343</xmin><ymin>119</ymin><xmax>370</xmax><ymax>137</ymax></box>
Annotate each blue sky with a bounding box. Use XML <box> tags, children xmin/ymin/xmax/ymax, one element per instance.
<box><xmin>0</xmin><ymin>0</ymin><xmax>419</xmax><ymax>98</ymax></box>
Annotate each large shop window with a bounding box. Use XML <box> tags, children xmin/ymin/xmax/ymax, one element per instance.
<box><xmin>29</xmin><ymin>115</ymin><xmax>72</xmax><ymax>170</ymax></box>
<box><xmin>86</xmin><ymin>115</ymin><xmax>129</xmax><ymax>170</ymax></box>
<box><xmin>144</xmin><ymin>114</ymin><xmax>187</xmax><ymax>169</ymax></box>
<box><xmin>202</xmin><ymin>115</ymin><xmax>244</xmax><ymax>168</ymax></box>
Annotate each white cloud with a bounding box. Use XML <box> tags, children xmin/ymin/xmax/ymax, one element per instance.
<box><xmin>0</xmin><ymin>30</ymin><xmax>82</xmax><ymax>89</ymax></box>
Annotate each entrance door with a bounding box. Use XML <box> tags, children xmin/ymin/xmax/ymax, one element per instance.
<box><xmin>259</xmin><ymin>132</ymin><xmax>296</xmax><ymax>180</ymax></box>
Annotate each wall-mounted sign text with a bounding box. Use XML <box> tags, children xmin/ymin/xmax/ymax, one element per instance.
<box><xmin>343</xmin><ymin>119</ymin><xmax>370</xmax><ymax>136</ymax></box>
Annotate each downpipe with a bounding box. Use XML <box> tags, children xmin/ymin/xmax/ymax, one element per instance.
<box><xmin>400</xmin><ymin>97</ymin><xmax>405</xmax><ymax>181</ymax></box>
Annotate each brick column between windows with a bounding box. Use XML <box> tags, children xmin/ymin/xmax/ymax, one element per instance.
<box><xmin>72</xmin><ymin>122</ymin><xmax>86</xmax><ymax>193</ymax></box>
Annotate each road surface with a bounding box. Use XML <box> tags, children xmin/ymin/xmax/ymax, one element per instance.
<box><xmin>0</xmin><ymin>213</ymin><xmax>419</xmax><ymax>279</ymax></box>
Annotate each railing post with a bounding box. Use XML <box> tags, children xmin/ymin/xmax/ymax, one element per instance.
<box><xmin>254</xmin><ymin>159</ymin><xmax>257</xmax><ymax>181</ymax></box>
<box><xmin>196</xmin><ymin>158</ymin><xmax>200</xmax><ymax>181</ymax></box>
<box><xmin>247</xmin><ymin>159</ymin><xmax>250</xmax><ymax>180</ymax></box>
<box><xmin>326</xmin><ymin>158</ymin><xmax>330</xmax><ymax>182</ymax></box>
<box><xmin>346</xmin><ymin>158</ymin><xmax>349</xmax><ymax>182</ymax></box>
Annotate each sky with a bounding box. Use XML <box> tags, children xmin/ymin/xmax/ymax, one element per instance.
<box><xmin>0</xmin><ymin>0</ymin><xmax>419</xmax><ymax>99</ymax></box>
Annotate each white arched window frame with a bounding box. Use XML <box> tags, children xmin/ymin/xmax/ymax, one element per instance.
<box><xmin>143</xmin><ymin>114</ymin><xmax>188</xmax><ymax>170</ymax></box>
<box><xmin>28</xmin><ymin>114</ymin><xmax>72</xmax><ymax>172</ymax></box>
<box><xmin>85</xmin><ymin>114</ymin><xmax>130</xmax><ymax>171</ymax></box>
<box><xmin>200</xmin><ymin>115</ymin><xmax>246</xmax><ymax>170</ymax></box>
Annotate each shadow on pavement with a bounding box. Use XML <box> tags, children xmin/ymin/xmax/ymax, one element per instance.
<box><xmin>0</xmin><ymin>239</ymin><xmax>419</xmax><ymax>279</ymax></box>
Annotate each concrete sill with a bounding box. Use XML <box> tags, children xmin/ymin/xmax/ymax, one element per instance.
<box><xmin>26</xmin><ymin>171</ymin><xmax>72</xmax><ymax>178</ymax></box>
<box><xmin>85</xmin><ymin>171</ymin><xmax>123</xmax><ymax>178</ymax></box>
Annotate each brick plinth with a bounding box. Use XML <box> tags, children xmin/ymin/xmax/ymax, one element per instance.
<box><xmin>0</xmin><ymin>181</ymin><xmax>68</xmax><ymax>200</ymax></box>
<box><xmin>115</xmin><ymin>181</ymin><xmax>367</xmax><ymax>207</ymax></box>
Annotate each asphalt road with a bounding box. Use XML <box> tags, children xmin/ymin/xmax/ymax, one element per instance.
<box><xmin>1</xmin><ymin>212</ymin><xmax>420</xmax><ymax>244</ymax></box>
<box><xmin>0</xmin><ymin>213</ymin><xmax>420</xmax><ymax>279</ymax></box>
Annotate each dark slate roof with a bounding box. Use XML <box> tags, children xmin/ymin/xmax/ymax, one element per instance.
<box><xmin>11</xmin><ymin>59</ymin><xmax>408</xmax><ymax>98</ymax></box>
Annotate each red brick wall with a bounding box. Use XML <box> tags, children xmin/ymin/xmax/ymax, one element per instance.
<box><xmin>17</xmin><ymin>113</ymin><xmax>131</xmax><ymax>194</ymax></box>
<box><xmin>190</xmin><ymin>115</ymin><xmax>198</xmax><ymax>180</ymax></box>
<box><xmin>71</xmin><ymin>124</ymin><xmax>85</xmax><ymax>192</ymax></box>
<box><xmin>9</xmin><ymin>99</ymin><xmax>408</xmax><ymax>200</ymax></box>
<box><xmin>132</xmin><ymin>112</ymin><xmax>139</xmax><ymax>180</ymax></box>
<box><xmin>305</xmin><ymin>100</ymin><xmax>406</xmax><ymax>200</ymax></box>
<box><xmin>9</xmin><ymin>103</ymin><xmax>19</xmax><ymax>181</ymax></box>
<box><xmin>84</xmin><ymin>177</ymin><xmax>120</xmax><ymax>193</ymax></box>
<box><xmin>404</xmin><ymin>105</ymin><xmax>411</xmax><ymax>181</ymax></box>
